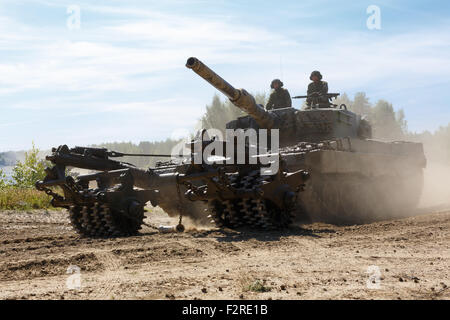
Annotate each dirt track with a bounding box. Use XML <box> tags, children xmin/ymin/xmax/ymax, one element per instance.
<box><xmin>0</xmin><ymin>207</ymin><xmax>449</xmax><ymax>300</ymax></box>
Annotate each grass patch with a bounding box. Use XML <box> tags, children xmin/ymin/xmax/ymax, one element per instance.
<box><xmin>238</xmin><ymin>274</ymin><xmax>272</xmax><ymax>293</ymax></box>
<box><xmin>0</xmin><ymin>187</ymin><xmax>53</xmax><ymax>210</ymax></box>
<box><xmin>245</xmin><ymin>280</ymin><xmax>271</xmax><ymax>293</ymax></box>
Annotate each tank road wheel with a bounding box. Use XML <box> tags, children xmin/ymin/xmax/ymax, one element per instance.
<box><xmin>262</xmin><ymin>200</ymin><xmax>295</xmax><ymax>229</ymax></box>
<box><xmin>302</xmin><ymin>171</ymin><xmax>424</xmax><ymax>225</ymax></box>
<box><xmin>68</xmin><ymin>201</ymin><xmax>145</xmax><ymax>238</ymax></box>
<box><xmin>303</xmin><ymin>174</ymin><xmax>387</xmax><ymax>225</ymax></box>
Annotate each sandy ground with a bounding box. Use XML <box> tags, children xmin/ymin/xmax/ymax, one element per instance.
<box><xmin>0</xmin><ymin>206</ymin><xmax>449</xmax><ymax>300</ymax></box>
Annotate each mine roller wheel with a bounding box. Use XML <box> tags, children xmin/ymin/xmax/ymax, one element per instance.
<box><xmin>68</xmin><ymin>200</ymin><xmax>145</xmax><ymax>238</ymax></box>
<box><xmin>208</xmin><ymin>200</ymin><xmax>239</xmax><ymax>228</ymax></box>
<box><xmin>208</xmin><ymin>198</ymin><xmax>295</xmax><ymax>230</ymax></box>
<box><xmin>206</xmin><ymin>170</ymin><xmax>297</xmax><ymax>230</ymax></box>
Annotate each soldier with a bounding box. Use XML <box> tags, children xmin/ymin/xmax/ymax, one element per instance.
<box><xmin>266</xmin><ymin>79</ymin><xmax>292</xmax><ymax>110</ymax></box>
<box><xmin>306</xmin><ymin>71</ymin><xmax>329</xmax><ymax>108</ymax></box>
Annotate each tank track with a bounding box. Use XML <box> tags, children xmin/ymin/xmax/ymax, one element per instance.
<box><xmin>302</xmin><ymin>171</ymin><xmax>424</xmax><ymax>225</ymax></box>
<box><xmin>68</xmin><ymin>202</ymin><xmax>144</xmax><ymax>237</ymax></box>
<box><xmin>207</xmin><ymin>171</ymin><xmax>295</xmax><ymax>230</ymax></box>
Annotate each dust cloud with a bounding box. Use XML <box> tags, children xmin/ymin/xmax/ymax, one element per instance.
<box><xmin>419</xmin><ymin>162</ymin><xmax>450</xmax><ymax>209</ymax></box>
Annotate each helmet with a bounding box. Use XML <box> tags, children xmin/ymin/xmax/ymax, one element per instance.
<box><xmin>310</xmin><ymin>71</ymin><xmax>322</xmax><ymax>80</ymax></box>
<box><xmin>270</xmin><ymin>79</ymin><xmax>283</xmax><ymax>89</ymax></box>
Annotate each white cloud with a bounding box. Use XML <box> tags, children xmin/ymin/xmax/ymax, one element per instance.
<box><xmin>0</xmin><ymin>2</ymin><xmax>449</xmax><ymax>150</ymax></box>
<box><xmin>1</xmin><ymin>3</ymin><xmax>447</xmax><ymax>97</ymax></box>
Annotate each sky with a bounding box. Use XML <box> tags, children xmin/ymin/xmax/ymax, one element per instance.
<box><xmin>0</xmin><ymin>0</ymin><xmax>449</xmax><ymax>151</ymax></box>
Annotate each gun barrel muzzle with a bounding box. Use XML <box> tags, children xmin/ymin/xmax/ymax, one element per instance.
<box><xmin>186</xmin><ymin>57</ymin><xmax>240</xmax><ymax>101</ymax></box>
<box><xmin>186</xmin><ymin>57</ymin><xmax>275</xmax><ymax>129</ymax></box>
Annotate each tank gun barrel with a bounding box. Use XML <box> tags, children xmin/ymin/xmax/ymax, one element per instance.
<box><xmin>186</xmin><ymin>57</ymin><xmax>275</xmax><ymax>129</ymax></box>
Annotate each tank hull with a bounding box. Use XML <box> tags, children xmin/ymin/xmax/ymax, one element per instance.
<box><xmin>161</xmin><ymin>137</ymin><xmax>426</xmax><ymax>226</ymax></box>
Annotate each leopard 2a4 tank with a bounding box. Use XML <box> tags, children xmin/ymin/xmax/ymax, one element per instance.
<box><xmin>35</xmin><ymin>57</ymin><xmax>426</xmax><ymax>237</ymax></box>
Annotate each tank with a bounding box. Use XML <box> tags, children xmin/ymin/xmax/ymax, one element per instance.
<box><xmin>186</xmin><ymin>57</ymin><xmax>426</xmax><ymax>225</ymax></box>
<box><xmin>36</xmin><ymin>57</ymin><xmax>426</xmax><ymax>237</ymax></box>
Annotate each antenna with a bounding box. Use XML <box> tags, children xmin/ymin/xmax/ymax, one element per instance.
<box><xmin>279</xmin><ymin>55</ymin><xmax>283</xmax><ymax>80</ymax></box>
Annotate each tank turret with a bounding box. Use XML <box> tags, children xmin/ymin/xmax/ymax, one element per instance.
<box><xmin>186</xmin><ymin>57</ymin><xmax>373</xmax><ymax>146</ymax></box>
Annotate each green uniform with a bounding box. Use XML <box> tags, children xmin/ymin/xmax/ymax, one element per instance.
<box><xmin>306</xmin><ymin>81</ymin><xmax>329</xmax><ymax>107</ymax></box>
<box><xmin>266</xmin><ymin>88</ymin><xmax>292</xmax><ymax>110</ymax></box>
